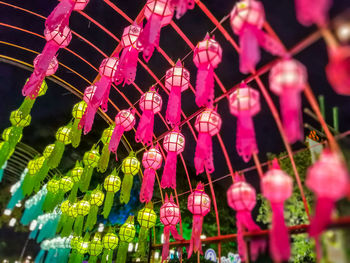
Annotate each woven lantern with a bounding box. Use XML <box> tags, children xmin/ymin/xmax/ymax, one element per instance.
<box><xmin>187</xmin><ymin>182</ymin><xmax>211</xmax><ymax>258</ymax></box>
<box><xmin>138</xmin><ymin>0</ymin><xmax>174</xmax><ymax>61</ymax></box>
<box><xmin>194</xmin><ymin>107</ymin><xmax>222</xmax><ymax>174</ymax></box>
<box><xmin>229</xmin><ymin>83</ymin><xmax>260</xmax><ymax>162</ymax></box>
<box><xmin>295</xmin><ymin>0</ymin><xmax>330</xmax><ymax>26</ymax></box>
<box><xmin>120</xmin><ymin>154</ymin><xmax>140</xmax><ymax>204</ymax></box>
<box><xmin>116</xmin><ymin>216</ymin><xmax>136</xmax><ymax>263</ymax></box>
<box><xmin>160</xmin><ymin>194</ymin><xmax>183</xmax><ymax>262</ymax></box>
<box><xmin>69</xmin><ymin>235</ymin><xmax>81</xmax><ymax>261</ymax></box>
<box><xmin>269</xmin><ymin>58</ymin><xmax>307</xmax><ymax>143</ymax></box>
<box><xmin>0</xmin><ymin>126</ymin><xmax>22</xmax><ymax>167</ymax></box>
<box><xmin>102</xmin><ymin>169</ymin><xmax>121</xmax><ymax>218</ymax></box>
<box><xmin>61</xmin><ymin>202</ymin><xmax>78</xmax><ymax>237</ymax></box>
<box><xmin>88</xmin><ymin>233</ymin><xmax>103</xmax><ymax>263</ymax></box>
<box><xmin>171</xmin><ymin>0</ymin><xmax>195</xmax><ymax>19</ymax></box>
<box><xmin>137</xmin><ymin>202</ymin><xmax>157</xmax><ymax>257</ymax></box>
<box><xmin>47</xmin><ymin>125</ymin><xmax>72</xmax><ymax>169</ymax></box>
<box><xmin>43</xmin><ymin>144</ymin><xmax>55</xmax><ymax>158</ymax></box>
<box><xmin>193</xmin><ymin>34</ymin><xmax>222</xmax><ymax>107</ymax></box>
<box><xmin>42</xmin><ymin>179</ymin><xmax>60</xmax><ymax>212</ymax></box>
<box><xmin>22</xmin><ymin>25</ymin><xmax>72</xmax><ymax>99</ymax></box>
<box><xmin>306</xmin><ymin>150</ymin><xmax>349</xmax><ymax>238</ymax></box>
<box><xmin>85</xmin><ymin>185</ymin><xmax>105</xmax><ymax>231</ymax></box>
<box><xmin>19</xmin><ymin>79</ymin><xmax>48</xmax><ymax>117</ymax></box>
<box><xmin>33</xmin><ymin>54</ymin><xmax>58</xmax><ymax>76</ymax></box>
<box><xmin>261</xmin><ymin>159</ymin><xmax>293</xmax><ymax>262</ymax></box>
<box><xmin>49</xmin><ymin>176</ymin><xmax>74</xmax><ymax>210</ymax></box>
<box><xmin>135</xmin><ymin>87</ymin><xmax>163</xmax><ymax>146</ymax></box>
<box><xmin>117</xmin><ymin>23</ymin><xmax>142</xmax><ymax>85</ymax></box>
<box><xmin>98</xmin><ymin>125</ymin><xmax>115</xmax><ymax>173</ymax></box>
<box><xmin>165</xmin><ymin>59</ymin><xmax>190</xmax><ymax>126</ymax></box>
<box><xmin>57</xmin><ymin>200</ymin><xmax>70</xmax><ymax>233</ymax></box>
<box><xmin>73</xmin><ymin>233</ymin><xmax>90</xmax><ymax>263</ymax></box>
<box><xmin>10</xmin><ymin>109</ymin><xmax>31</xmax><ymax>127</ymax></box>
<box><xmin>109</xmin><ymin>109</ymin><xmax>136</xmax><ymax>160</ymax></box>
<box><xmin>161</xmin><ymin>128</ymin><xmax>185</xmax><ymax>189</ymax></box>
<box><xmin>140</xmin><ymin>147</ymin><xmax>163</xmax><ymax>203</ymax></box>
<box><xmin>227</xmin><ymin>173</ymin><xmax>265</xmax><ymax>261</ymax></box>
<box><xmin>80</xmin><ymin>146</ymin><xmax>100</xmax><ymax>192</ymax></box>
<box><xmin>73</xmin><ymin>200</ymin><xmax>90</xmax><ymax>236</ymax></box>
<box><xmin>71</xmin><ymin>101</ymin><xmax>87</xmax><ymax>148</ymax></box>
<box><xmin>102</xmin><ymin>230</ymin><xmax>119</xmax><ymax>263</ymax></box>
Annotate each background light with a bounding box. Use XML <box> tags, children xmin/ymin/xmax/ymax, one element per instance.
<box><xmin>3</xmin><ymin>209</ymin><xmax>12</xmax><ymax>216</ymax></box>
<box><xmin>9</xmin><ymin>218</ymin><xmax>16</xmax><ymax>227</ymax></box>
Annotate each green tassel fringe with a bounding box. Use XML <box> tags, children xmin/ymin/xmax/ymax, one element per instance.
<box><xmin>69</xmin><ymin>184</ymin><xmax>79</xmax><ymax>203</ymax></box>
<box><xmin>61</xmin><ymin>216</ymin><xmax>74</xmax><ymax>237</ymax></box>
<box><xmin>85</xmin><ymin>205</ymin><xmax>98</xmax><ymax>231</ymax></box>
<box><xmin>115</xmin><ymin>242</ymin><xmax>128</xmax><ymax>263</ymax></box>
<box><xmin>56</xmin><ymin>213</ymin><xmax>67</xmax><ymax>233</ymax></box>
<box><xmin>79</xmin><ymin>167</ymin><xmax>93</xmax><ymax>192</ymax></box>
<box><xmin>71</xmin><ymin>118</ymin><xmax>82</xmax><ymax>148</ymax></box>
<box><xmin>101</xmin><ymin>249</ymin><xmax>113</xmax><ymax>263</ymax></box>
<box><xmin>0</xmin><ymin>141</ymin><xmax>10</xmax><ymax>168</ymax></box>
<box><xmin>19</xmin><ymin>97</ymin><xmax>35</xmax><ymax>117</ymax></box>
<box><xmin>47</xmin><ymin>141</ymin><xmax>65</xmax><ymax>169</ymax></box>
<box><xmin>88</xmin><ymin>255</ymin><xmax>98</xmax><ymax>263</ymax></box>
<box><xmin>98</xmin><ymin>143</ymin><xmax>110</xmax><ymax>173</ymax></box>
<box><xmin>102</xmin><ymin>192</ymin><xmax>114</xmax><ymax>219</ymax></box>
<box><xmin>120</xmin><ymin>174</ymin><xmax>133</xmax><ymax>204</ymax></box>
<box><xmin>21</xmin><ymin>172</ymin><xmax>35</xmax><ymax>196</ymax></box>
<box><xmin>73</xmin><ymin>215</ymin><xmax>84</xmax><ymax>236</ymax></box>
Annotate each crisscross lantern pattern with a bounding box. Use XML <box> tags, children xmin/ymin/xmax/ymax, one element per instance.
<box><xmin>120</xmin><ymin>155</ymin><xmax>140</xmax><ymax>204</ymax></box>
<box><xmin>116</xmin><ymin>216</ymin><xmax>136</xmax><ymax>263</ymax></box>
<box><xmin>102</xmin><ymin>170</ymin><xmax>121</xmax><ymax>218</ymax></box>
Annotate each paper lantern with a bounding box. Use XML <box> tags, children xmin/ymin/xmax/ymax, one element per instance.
<box><xmin>171</xmin><ymin>0</ymin><xmax>195</xmax><ymax>19</ymax></box>
<box><xmin>88</xmin><ymin>233</ymin><xmax>103</xmax><ymax>263</ymax></box>
<box><xmin>116</xmin><ymin>216</ymin><xmax>136</xmax><ymax>263</ymax></box>
<box><xmin>295</xmin><ymin>0</ymin><xmax>331</xmax><ymax>26</ymax></box>
<box><xmin>187</xmin><ymin>182</ymin><xmax>211</xmax><ymax>258</ymax></box>
<box><xmin>120</xmin><ymin>155</ymin><xmax>140</xmax><ymax>204</ymax></box>
<box><xmin>85</xmin><ymin>186</ymin><xmax>105</xmax><ymax>231</ymax></box>
<box><xmin>230</xmin><ymin>0</ymin><xmax>285</xmax><ymax>73</ymax></box>
<box><xmin>56</xmin><ymin>200</ymin><xmax>70</xmax><ymax>233</ymax></box>
<box><xmin>140</xmin><ymin>147</ymin><xmax>163</xmax><ymax>203</ymax></box>
<box><xmin>137</xmin><ymin>202</ymin><xmax>157</xmax><ymax>256</ymax></box>
<box><xmin>48</xmin><ymin>125</ymin><xmax>72</xmax><ymax>169</ymax></box>
<box><xmin>136</xmin><ymin>87</ymin><xmax>162</xmax><ymax>146</ymax></box>
<box><xmin>47</xmin><ymin>176</ymin><xmax>74</xmax><ymax>210</ymax></box>
<box><xmin>194</xmin><ymin>108</ymin><xmax>222</xmax><ymax>174</ymax></box>
<box><xmin>102</xmin><ymin>169</ymin><xmax>121</xmax><ymax>218</ymax></box>
<box><xmin>71</xmin><ymin>101</ymin><xmax>87</xmax><ymax>148</ymax></box>
<box><xmin>160</xmin><ymin>194</ymin><xmax>183</xmax><ymax>261</ymax></box>
<box><xmin>42</xmin><ymin>179</ymin><xmax>60</xmax><ymax>212</ymax></box>
<box><xmin>10</xmin><ymin>109</ymin><xmax>31</xmax><ymax>127</ymax></box>
<box><xmin>269</xmin><ymin>58</ymin><xmax>307</xmax><ymax>143</ymax></box>
<box><xmin>138</xmin><ymin>0</ymin><xmax>174</xmax><ymax>61</ymax></box>
<box><xmin>229</xmin><ymin>84</ymin><xmax>260</xmax><ymax>162</ymax></box>
<box><xmin>165</xmin><ymin>59</ymin><xmax>190</xmax><ymax>126</ymax></box>
<box><xmin>60</xmin><ymin>202</ymin><xmax>78</xmax><ymax>237</ymax></box>
<box><xmin>193</xmin><ymin>34</ymin><xmax>222</xmax><ymax>107</ymax></box>
<box><xmin>73</xmin><ymin>200</ymin><xmax>90</xmax><ymax>236</ymax></box>
<box><xmin>117</xmin><ymin>23</ymin><xmax>142</xmax><ymax>85</ymax></box>
<box><xmin>98</xmin><ymin>125</ymin><xmax>115</xmax><ymax>173</ymax></box>
<box><xmin>109</xmin><ymin>109</ymin><xmax>136</xmax><ymax>160</ymax></box>
<box><xmin>80</xmin><ymin>146</ymin><xmax>100</xmax><ymax>192</ymax></box>
<box><xmin>19</xmin><ymin>79</ymin><xmax>48</xmax><ymax>117</ymax></box>
<box><xmin>74</xmin><ymin>233</ymin><xmax>90</xmax><ymax>263</ymax></box>
<box><xmin>33</xmin><ymin>54</ymin><xmax>58</xmax><ymax>76</ymax></box>
<box><xmin>102</xmin><ymin>231</ymin><xmax>119</xmax><ymax>263</ymax></box>
<box><xmin>227</xmin><ymin>173</ymin><xmax>265</xmax><ymax>261</ymax></box>
<box><xmin>306</xmin><ymin>150</ymin><xmax>349</xmax><ymax>238</ymax></box>
<box><xmin>161</xmin><ymin>128</ymin><xmax>185</xmax><ymax>189</ymax></box>
<box><xmin>261</xmin><ymin>160</ymin><xmax>293</xmax><ymax>262</ymax></box>
<box><xmin>22</xmin><ymin>25</ymin><xmax>72</xmax><ymax>99</ymax></box>
<box><xmin>0</xmin><ymin>126</ymin><xmax>22</xmax><ymax>168</ymax></box>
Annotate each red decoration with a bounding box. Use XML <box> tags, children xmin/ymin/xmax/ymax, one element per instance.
<box><xmin>33</xmin><ymin>54</ymin><xmax>58</xmax><ymax>76</ymax></box>
<box><xmin>170</xmin><ymin>0</ymin><xmax>195</xmax><ymax>19</ymax></box>
<box><xmin>187</xmin><ymin>182</ymin><xmax>210</xmax><ymax>258</ymax></box>
<box><xmin>161</xmin><ymin>127</ymin><xmax>185</xmax><ymax>189</ymax></box>
<box><xmin>194</xmin><ymin>108</ymin><xmax>222</xmax><ymax>174</ymax></box>
<box><xmin>165</xmin><ymin>59</ymin><xmax>190</xmax><ymax>126</ymax></box>
<box><xmin>193</xmin><ymin>34</ymin><xmax>222</xmax><ymax>107</ymax></box>
<box><xmin>295</xmin><ymin>0</ymin><xmax>331</xmax><ymax>26</ymax></box>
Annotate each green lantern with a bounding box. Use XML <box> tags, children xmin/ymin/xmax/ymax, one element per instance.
<box><xmin>0</xmin><ymin>141</ymin><xmax>10</xmax><ymax>168</ymax></box>
<box><xmin>0</xmin><ymin>126</ymin><xmax>23</xmax><ymax>166</ymax></box>
<box><xmin>19</xmin><ymin>79</ymin><xmax>48</xmax><ymax>116</ymax></box>
<box><xmin>120</xmin><ymin>154</ymin><xmax>140</xmax><ymax>204</ymax></box>
<box><xmin>116</xmin><ymin>216</ymin><xmax>136</xmax><ymax>263</ymax></box>
<box><xmin>85</xmin><ymin>185</ymin><xmax>105</xmax><ymax>231</ymax></box>
<box><xmin>73</xmin><ymin>200</ymin><xmax>90</xmax><ymax>236</ymax></box>
<box><xmin>136</xmin><ymin>202</ymin><xmax>157</xmax><ymax>257</ymax></box>
<box><xmin>68</xmin><ymin>161</ymin><xmax>84</xmax><ymax>202</ymax></box>
<box><xmin>48</xmin><ymin>125</ymin><xmax>72</xmax><ymax>169</ymax></box>
<box><xmin>80</xmin><ymin>146</ymin><xmax>100</xmax><ymax>192</ymax></box>
<box><xmin>88</xmin><ymin>233</ymin><xmax>104</xmax><ymax>263</ymax></box>
<box><xmin>69</xmin><ymin>233</ymin><xmax>90</xmax><ymax>263</ymax></box>
<box><xmin>98</xmin><ymin>125</ymin><xmax>114</xmax><ymax>173</ymax></box>
<box><xmin>57</xmin><ymin>200</ymin><xmax>70</xmax><ymax>233</ymax></box>
<box><xmin>43</xmin><ymin>178</ymin><xmax>60</xmax><ymax>212</ymax></box>
<box><xmin>52</xmin><ymin>176</ymin><xmax>74</xmax><ymax>207</ymax></box>
<box><xmin>101</xmin><ymin>230</ymin><xmax>119</xmax><ymax>263</ymax></box>
<box><xmin>61</xmin><ymin>202</ymin><xmax>78</xmax><ymax>237</ymax></box>
<box><xmin>10</xmin><ymin>109</ymin><xmax>31</xmax><ymax>127</ymax></box>
<box><xmin>71</xmin><ymin>101</ymin><xmax>87</xmax><ymax>148</ymax></box>
<box><xmin>33</xmin><ymin>156</ymin><xmax>50</xmax><ymax>191</ymax></box>
<box><xmin>43</xmin><ymin>144</ymin><xmax>55</xmax><ymax>158</ymax></box>
<box><xmin>21</xmin><ymin>158</ymin><xmax>39</xmax><ymax>196</ymax></box>
<box><xmin>102</xmin><ymin>169</ymin><xmax>121</xmax><ymax>219</ymax></box>
<box><xmin>68</xmin><ymin>235</ymin><xmax>82</xmax><ymax>263</ymax></box>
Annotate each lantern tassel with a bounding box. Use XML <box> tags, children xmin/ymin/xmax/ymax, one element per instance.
<box><xmin>308</xmin><ymin>197</ymin><xmax>335</xmax><ymax>237</ymax></box>
<box><xmin>270</xmin><ymin>202</ymin><xmax>290</xmax><ymax>262</ymax></box>
<box><xmin>188</xmin><ymin>215</ymin><xmax>204</xmax><ymax>258</ymax></box>
<box><xmin>135</xmin><ymin>109</ymin><xmax>154</xmax><ymax>146</ymax></box>
<box><xmin>69</xmin><ymin>184</ymin><xmax>79</xmax><ymax>202</ymax></box>
<box><xmin>115</xmin><ymin>242</ymin><xmax>128</xmax><ymax>263</ymax></box>
<box><xmin>171</xmin><ymin>0</ymin><xmax>195</xmax><ymax>19</ymax></box>
<box><xmin>237</xmin><ymin>112</ymin><xmax>258</xmax><ymax>163</ymax></box>
<box><xmin>239</xmin><ymin>24</ymin><xmax>260</xmax><ymax>74</ymax></box>
<box><xmin>119</xmin><ymin>46</ymin><xmax>139</xmax><ymax>86</ymax></box>
<box><xmin>161</xmin><ymin>151</ymin><xmax>178</xmax><ymax>189</ymax></box>
<box><xmin>80</xmin><ymin>166</ymin><xmax>93</xmax><ymax>192</ymax></box>
<box><xmin>120</xmin><ymin>173</ymin><xmax>134</xmax><ymax>204</ymax></box>
<box><xmin>195</xmin><ymin>132</ymin><xmax>214</xmax><ymax>174</ymax></box>
<box><xmin>21</xmin><ymin>173</ymin><xmax>35</xmax><ymax>197</ymax></box>
<box><xmin>68</xmin><ymin>250</ymin><xmax>77</xmax><ymax>263</ymax></box>
<box><xmin>33</xmin><ymin>162</ymin><xmax>50</xmax><ymax>190</ymax></box>
<box><xmin>161</xmin><ymin>226</ymin><xmax>171</xmax><ymax>262</ymax></box>
<box><xmin>89</xmin><ymin>255</ymin><xmax>98</xmax><ymax>263</ymax></box>
<box><xmin>98</xmin><ymin>143</ymin><xmax>110</xmax><ymax>173</ymax></box>
<box><xmin>85</xmin><ymin>205</ymin><xmax>98</xmax><ymax>231</ymax></box>
<box><xmin>47</xmin><ymin>141</ymin><xmax>65</xmax><ymax>169</ymax></box>
<box><xmin>42</xmin><ymin>191</ymin><xmax>58</xmax><ymax>212</ymax></box>
<box><xmin>61</xmin><ymin>216</ymin><xmax>74</xmax><ymax>237</ymax></box>
<box><xmin>45</xmin><ymin>0</ymin><xmax>75</xmax><ymax>32</ymax></box>
<box><xmin>166</xmin><ymin>86</ymin><xmax>182</xmax><ymax>126</ymax></box>
<box><xmin>103</xmin><ymin>192</ymin><xmax>114</xmax><ymax>218</ymax></box>
<box><xmin>138</xmin><ymin>227</ymin><xmax>148</xmax><ymax>257</ymax></box>
<box><xmin>35</xmin><ymin>249</ymin><xmax>46</xmax><ymax>263</ymax></box>
<box><xmin>139</xmin><ymin>14</ymin><xmax>162</xmax><ymax>62</ymax></box>
<box><xmin>22</xmin><ymin>42</ymin><xmax>59</xmax><ymax>99</ymax></box>
<box><xmin>140</xmin><ymin>168</ymin><xmax>156</xmax><ymax>203</ymax></box>
<box><xmin>72</xmin><ymin>253</ymin><xmax>83</xmax><ymax>263</ymax></box>
<box><xmin>73</xmin><ymin>215</ymin><xmax>84</xmax><ymax>236</ymax></box>
<box><xmin>0</xmin><ymin>141</ymin><xmax>10</xmax><ymax>167</ymax></box>
<box><xmin>295</xmin><ymin>0</ymin><xmax>331</xmax><ymax>26</ymax></box>
<box><xmin>195</xmin><ymin>65</ymin><xmax>214</xmax><ymax>107</ymax></box>
<box><xmin>101</xmin><ymin>249</ymin><xmax>113</xmax><ymax>263</ymax></box>
<box><xmin>19</xmin><ymin>97</ymin><xmax>36</xmax><ymax>116</ymax></box>
<box><xmin>56</xmin><ymin>213</ymin><xmax>67</xmax><ymax>233</ymax></box>
<box><xmin>109</xmin><ymin>125</ymin><xmax>125</xmax><ymax>160</ymax></box>
<box><xmin>280</xmin><ymin>88</ymin><xmax>303</xmax><ymax>143</ymax></box>
<box><xmin>71</xmin><ymin>118</ymin><xmax>82</xmax><ymax>148</ymax></box>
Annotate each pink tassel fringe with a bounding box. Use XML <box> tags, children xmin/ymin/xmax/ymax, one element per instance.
<box><xmin>135</xmin><ymin>110</ymin><xmax>154</xmax><ymax>146</ymax></box>
<box><xmin>240</xmin><ymin>25</ymin><xmax>260</xmax><ymax>74</ymax></box>
<box><xmin>139</xmin><ymin>168</ymin><xmax>156</xmax><ymax>203</ymax></box>
<box><xmin>295</xmin><ymin>0</ymin><xmax>331</xmax><ymax>26</ymax></box>
<box><xmin>118</xmin><ymin>46</ymin><xmax>139</xmax><ymax>86</ymax></box>
<box><xmin>45</xmin><ymin>0</ymin><xmax>75</xmax><ymax>32</ymax></box>
<box><xmin>194</xmin><ymin>132</ymin><xmax>214</xmax><ymax>174</ymax></box>
<box><xmin>139</xmin><ymin>14</ymin><xmax>162</xmax><ymax>62</ymax></box>
<box><xmin>236</xmin><ymin>112</ymin><xmax>258</xmax><ymax>163</ymax></box>
<box><xmin>188</xmin><ymin>215</ymin><xmax>204</xmax><ymax>258</ymax></box>
<box><xmin>161</xmin><ymin>151</ymin><xmax>178</xmax><ymax>189</ymax></box>
<box><xmin>195</xmin><ymin>66</ymin><xmax>214</xmax><ymax>107</ymax></box>
<box><xmin>108</xmin><ymin>125</ymin><xmax>125</xmax><ymax>160</ymax></box>
<box><xmin>166</xmin><ymin>86</ymin><xmax>182</xmax><ymax>126</ymax></box>
<box><xmin>162</xmin><ymin>226</ymin><xmax>183</xmax><ymax>262</ymax></box>
<box><xmin>308</xmin><ymin>197</ymin><xmax>335</xmax><ymax>238</ymax></box>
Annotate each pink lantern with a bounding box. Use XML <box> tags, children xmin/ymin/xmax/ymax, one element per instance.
<box><xmin>294</xmin><ymin>0</ymin><xmax>331</xmax><ymax>27</ymax></box>
<box><xmin>229</xmin><ymin>83</ymin><xmax>260</xmax><ymax>162</ymax></box>
<box><xmin>140</xmin><ymin>147</ymin><xmax>163</xmax><ymax>203</ymax></box>
<box><xmin>33</xmin><ymin>54</ymin><xmax>59</xmax><ymax>76</ymax></box>
<box><xmin>45</xmin><ymin>0</ymin><xmax>89</xmax><ymax>33</ymax></box>
<box><xmin>261</xmin><ymin>159</ymin><xmax>293</xmax><ymax>262</ymax></box>
<box><xmin>160</xmin><ymin>194</ymin><xmax>183</xmax><ymax>262</ymax></box>
<box><xmin>165</xmin><ymin>59</ymin><xmax>190</xmax><ymax>126</ymax></box>
<box><xmin>22</xmin><ymin>26</ymin><xmax>72</xmax><ymax>99</ymax></box>
<box><xmin>170</xmin><ymin>0</ymin><xmax>195</xmax><ymax>19</ymax></box>
<box><xmin>227</xmin><ymin>173</ymin><xmax>265</xmax><ymax>261</ymax></box>
<box><xmin>161</xmin><ymin>128</ymin><xmax>185</xmax><ymax>189</ymax></box>
<box><xmin>79</xmin><ymin>57</ymin><xmax>119</xmax><ymax>134</ymax></box>
<box><xmin>138</xmin><ymin>0</ymin><xmax>174</xmax><ymax>62</ymax></box>
<box><xmin>187</xmin><ymin>182</ymin><xmax>210</xmax><ymax>258</ymax></box>
<box><xmin>269</xmin><ymin>58</ymin><xmax>307</xmax><ymax>143</ymax></box>
<box><xmin>230</xmin><ymin>0</ymin><xmax>286</xmax><ymax>74</ymax></box>
<box><xmin>109</xmin><ymin>109</ymin><xmax>136</xmax><ymax>160</ymax></box>
<box><xmin>193</xmin><ymin>34</ymin><xmax>222</xmax><ymax>107</ymax></box>
<box><xmin>306</xmin><ymin>150</ymin><xmax>349</xmax><ymax>238</ymax></box>
<box><xmin>326</xmin><ymin>46</ymin><xmax>350</xmax><ymax>95</ymax></box>
<box><xmin>194</xmin><ymin>108</ymin><xmax>222</xmax><ymax>174</ymax></box>
<box><xmin>135</xmin><ymin>87</ymin><xmax>163</xmax><ymax>146</ymax></box>
<box><xmin>117</xmin><ymin>23</ymin><xmax>142</xmax><ymax>86</ymax></box>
